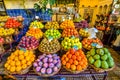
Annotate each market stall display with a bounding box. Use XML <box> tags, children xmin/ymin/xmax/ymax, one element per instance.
<box><xmin>61</xmin><ymin>48</ymin><xmax>88</xmax><ymax>74</ymax></box>
<box><xmin>0</xmin><ymin>16</ymin><xmax>10</xmax><ymax>22</ymax></box>
<box><xmin>86</xmin><ymin>48</ymin><xmax>115</xmax><ymax>72</ymax></box>
<box><xmin>29</xmin><ymin>21</ymin><xmax>44</xmax><ymax>29</ymax></box>
<box><xmin>60</xmin><ymin>20</ymin><xmax>75</xmax><ymax>29</ymax></box>
<box><xmin>44</xmin><ymin>29</ymin><xmax>61</xmax><ymax>39</ymax></box>
<box><xmin>33</xmin><ymin>54</ymin><xmax>61</xmax><ymax>77</ymax></box>
<box><xmin>62</xmin><ymin>27</ymin><xmax>79</xmax><ymax>37</ymax></box>
<box><xmin>17</xmin><ymin>36</ymin><xmax>39</xmax><ymax>50</ymax></box>
<box><xmin>61</xmin><ymin>37</ymin><xmax>82</xmax><ymax>51</ymax></box>
<box><xmin>26</xmin><ymin>28</ymin><xmax>43</xmax><ymax>39</ymax></box>
<box><xmin>38</xmin><ymin>38</ymin><xmax>61</xmax><ymax>54</ymax></box>
<box><xmin>4</xmin><ymin>50</ymin><xmax>35</xmax><ymax>74</ymax></box>
<box><xmin>82</xmin><ymin>38</ymin><xmax>103</xmax><ymax>50</ymax></box>
<box><xmin>45</xmin><ymin>21</ymin><xmax>59</xmax><ymax>29</ymax></box>
<box><xmin>79</xmin><ymin>28</ymin><xmax>89</xmax><ymax>37</ymax></box>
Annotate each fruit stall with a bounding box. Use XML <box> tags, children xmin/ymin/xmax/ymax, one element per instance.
<box><xmin>0</xmin><ymin>15</ymin><xmax>115</xmax><ymax>80</ymax></box>
<box><xmin>0</xmin><ymin>0</ymin><xmax>116</xmax><ymax>80</ymax></box>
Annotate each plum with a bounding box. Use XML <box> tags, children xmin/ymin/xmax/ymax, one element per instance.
<box><xmin>36</xmin><ymin>67</ymin><xmax>41</xmax><ymax>72</ymax></box>
<box><xmin>53</xmin><ymin>60</ymin><xmax>58</xmax><ymax>64</ymax></box>
<box><xmin>48</xmin><ymin>58</ymin><xmax>53</xmax><ymax>62</ymax></box>
<box><xmin>33</xmin><ymin>62</ymin><xmax>38</xmax><ymax>67</ymax></box>
<box><xmin>53</xmin><ymin>67</ymin><xmax>58</xmax><ymax>72</ymax></box>
<box><xmin>41</xmin><ymin>68</ymin><xmax>46</xmax><ymax>74</ymax></box>
<box><xmin>46</xmin><ymin>68</ymin><xmax>52</xmax><ymax>74</ymax></box>
<box><xmin>43</xmin><ymin>63</ymin><xmax>48</xmax><ymax>68</ymax></box>
<box><xmin>49</xmin><ymin>63</ymin><xmax>54</xmax><ymax>68</ymax></box>
<box><xmin>43</xmin><ymin>57</ymin><xmax>48</xmax><ymax>63</ymax></box>
<box><xmin>38</xmin><ymin>62</ymin><xmax>43</xmax><ymax>66</ymax></box>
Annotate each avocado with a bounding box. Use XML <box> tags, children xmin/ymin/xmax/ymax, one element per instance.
<box><xmin>101</xmin><ymin>61</ymin><xmax>109</xmax><ymax>69</ymax></box>
<box><xmin>94</xmin><ymin>60</ymin><xmax>101</xmax><ymax>68</ymax></box>
<box><xmin>101</xmin><ymin>54</ymin><xmax>108</xmax><ymax>61</ymax></box>
<box><xmin>88</xmin><ymin>56</ymin><xmax>95</xmax><ymax>64</ymax></box>
<box><xmin>93</xmin><ymin>54</ymin><xmax>100</xmax><ymax>60</ymax></box>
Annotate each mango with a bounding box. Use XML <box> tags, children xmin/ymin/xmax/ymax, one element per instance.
<box><xmin>88</xmin><ymin>56</ymin><xmax>95</xmax><ymax>64</ymax></box>
<box><xmin>94</xmin><ymin>60</ymin><xmax>101</xmax><ymax>68</ymax></box>
<box><xmin>93</xmin><ymin>54</ymin><xmax>100</xmax><ymax>60</ymax></box>
<box><xmin>101</xmin><ymin>54</ymin><xmax>108</xmax><ymax>61</ymax></box>
<box><xmin>101</xmin><ymin>61</ymin><xmax>109</xmax><ymax>69</ymax></box>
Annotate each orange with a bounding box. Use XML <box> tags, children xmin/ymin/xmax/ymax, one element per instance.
<box><xmin>66</xmin><ymin>63</ymin><xmax>71</xmax><ymax>69</ymax></box>
<box><xmin>30</xmin><ymin>57</ymin><xmax>35</xmax><ymax>62</ymax></box>
<box><xmin>19</xmin><ymin>50</ymin><xmax>24</xmax><ymax>55</ymax></box>
<box><xmin>81</xmin><ymin>64</ymin><xmax>87</xmax><ymax>69</ymax></box>
<box><xmin>61</xmin><ymin>57</ymin><xmax>65</xmax><ymax>61</ymax></box>
<box><xmin>10</xmin><ymin>66</ymin><xmax>16</xmax><ymax>72</ymax></box>
<box><xmin>73</xmin><ymin>60</ymin><xmax>78</xmax><ymax>65</ymax></box>
<box><xmin>16</xmin><ymin>61</ymin><xmax>21</xmax><ymax>66</ymax></box>
<box><xmin>66</xmin><ymin>52</ymin><xmax>70</xmax><ymax>55</ymax></box>
<box><xmin>6</xmin><ymin>65</ymin><xmax>10</xmax><ymax>70</ymax></box>
<box><xmin>68</xmin><ymin>59</ymin><xmax>73</xmax><ymax>64</ymax></box>
<box><xmin>79</xmin><ymin>61</ymin><xmax>83</xmax><ymax>65</ymax></box>
<box><xmin>14</xmin><ymin>57</ymin><xmax>19</xmax><ymax>61</ymax></box>
<box><xmin>27</xmin><ymin>61</ymin><xmax>31</xmax><ymax>66</ymax></box>
<box><xmin>21</xmin><ymin>60</ymin><xmax>26</xmax><ymax>64</ymax></box>
<box><xmin>67</xmin><ymin>54</ymin><xmax>72</xmax><ymax>59</ymax></box>
<box><xmin>75</xmin><ymin>52</ymin><xmax>79</xmax><ymax>56</ymax></box>
<box><xmin>25</xmin><ymin>57</ymin><xmax>30</xmax><ymax>61</ymax></box>
<box><xmin>70</xmin><ymin>49</ymin><xmax>75</xmax><ymax>54</ymax></box>
<box><xmin>65</xmin><ymin>57</ymin><xmax>69</xmax><ymax>62</ymax></box>
<box><xmin>19</xmin><ymin>55</ymin><xmax>24</xmax><ymax>60</ymax></box>
<box><xmin>62</xmin><ymin>60</ymin><xmax>66</xmax><ymax>65</ymax></box>
<box><xmin>16</xmin><ymin>66</ymin><xmax>22</xmax><ymax>72</ymax></box>
<box><xmin>11</xmin><ymin>61</ymin><xmax>15</xmax><ymax>66</ymax></box>
<box><xmin>72</xmin><ymin>55</ymin><xmax>76</xmax><ymax>60</ymax></box>
<box><xmin>77</xmin><ymin>56</ymin><xmax>81</xmax><ymax>61</ymax></box>
<box><xmin>22</xmin><ymin>64</ymin><xmax>27</xmax><ymax>69</ymax></box>
<box><xmin>62</xmin><ymin>54</ymin><xmax>67</xmax><ymax>58</ymax></box>
<box><xmin>77</xmin><ymin>65</ymin><xmax>82</xmax><ymax>71</ymax></box>
<box><xmin>71</xmin><ymin>64</ymin><xmax>76</xmax><ymax>71</ymax></box>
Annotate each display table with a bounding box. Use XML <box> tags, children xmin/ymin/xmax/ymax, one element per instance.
<box><xmin>12</xmin><ymin>66</ymin><xmax>107</xmax><ymax>80</ymax></box>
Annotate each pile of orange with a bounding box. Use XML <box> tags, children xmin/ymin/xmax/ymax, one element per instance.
<box><xmin>26</xmin><ymin>28</ymin><xmax>43</xmax><ymax>39</ymax></box>
<box><xmin>60</xmin><ymin>20</ymin><xmax>75</xmax><ymax>29</ymax></box>
<box><xmin>4</xmin><ymin>50</ymin><xmax>35</xmax><ymax>73</ymax></box>
<box><xmin>62</xmin><ymin>27</ymin><xmax>79</xmax><ymax>37</ymax></box>
<box><xmin>61</xmin><ymin>48</ymin><xmax>88</xmax><ymax>72</ymax></box>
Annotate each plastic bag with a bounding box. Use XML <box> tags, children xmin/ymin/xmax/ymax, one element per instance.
<box><xmin>88</xmin><ymin>28</ymin><xmax>98</xmax><ymax>39</ymax></box>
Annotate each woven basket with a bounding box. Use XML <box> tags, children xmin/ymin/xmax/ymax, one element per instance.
<box><xmin>90</xmin><ymin>64</ymin><xmax>115</xmax><ymax>72</ymax></box>
<box><xmin>63</xmin><ymin>65</ymin><xmax>88</xmax><ymax>74</ymax></box>
<box><xmin>5</xmin><ymin>65</ymin><xmax>32</xmax><ymax>75</ymax></box>
<box><xmin>33</xmin><ymin>66</ymin><xmax>61</xmax><ymax>77</ymax></box>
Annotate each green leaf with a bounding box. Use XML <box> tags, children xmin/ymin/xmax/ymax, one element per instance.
<box><xmin>48</xmin><ymin>0</ymin><xmax>56</xmax><ymax>6</ymax></box>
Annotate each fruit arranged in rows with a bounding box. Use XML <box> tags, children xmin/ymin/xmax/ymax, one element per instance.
<box><xmin>4</xmin><ymin>50</ymin><xmax>35</xmax><ymax>73</ymax></box>
<box><xmin>82</xmin><ymin>38</ymin><xmax>103</xmax><ymax>50</ymax></box>
<box><xmin>29</xmin><ymin>21</ymin><xmax>44</xmax><ymax>29</ymax></box>
<box><xmin>0</xmin><ymin>16</ymin><xmax>10</xmax><ymax>22</ymax></box>
<box><xmin>33</xmin><ymin>54</ymin><xmax>61</xmax><ymax>76</ymax></box>
<box><xmin>5</xmin><ymin>18</ymin><xmax>22</xmax><ymax>28</ymax></box>
<box><xmin>61</xmin><ymin>37</ymin><xmax>82</xmax><ymax>50</ymax></box>
<box><xmin>79</xmin><ymin>28</ymin><xmax>89</xmax><ymax>37</ymax></box>
<box><xmin>26</xmin><ymin>28</ymin><xmax>43</xmax><ymax>39</ymax></box>
<box><xmin>18</xmin><ymin>36</ymin><xmax>39</xmax><ymax>50</ymax></box>
<box><xmin>44</xmin><ymin>29</ymin><xmax>61</xmax><ymax>39</ymax></box>
<box><xmin>62</xmin><ymin>27</ymin><xmax>79</xmax><ymax>37</ymax></box>
<box><xmin>86</xmin><ymin>48</ymin><xmax>114</xmax><ymax>69</ymax></box>
<box><xmin>38</xmin><ymin>38</ymin><xmax>60</xmax><ymax>53</ymax></box>
<box><xmin>60</xmin><ymin>20</ymin><xmax>75</xmax><ymax>29</ymax></box>
<box><xmin>62</xmin><ymin>49</ymin><xmax>88</xmax><ymax>72</ymax></box>
<box><xmin>0</xmin><ymin>28</ymin><xmax>15</xmax><ymax>36</ymax></box>
<box><xmin>45</xmin><ymin>21</ymin><xmax>59</xmax><ymax>29</ymax></box>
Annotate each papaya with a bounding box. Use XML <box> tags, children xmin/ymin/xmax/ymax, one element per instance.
<box><xmin>88</xmin><ymin>56</ymin><xmax>95</xmax><ymax>64</ymax></box>
<box><xmin>101</xmin><ymin>54</ymin><xmax>108</xmax><ymax>61</ymax></box>
<box><xmin>101</xmin><ymin>61</ymin><xmax>109</xmax><ymax>69</ymax></box>
<box><xmin>94</xmin><ymin>60</ymin><xmax>101</xmax><ymax>68</ymax></box>
<box><xmin>93</xmin><ymin>54</ymin><xmax>100</xmax><ymax>60</ymax></box>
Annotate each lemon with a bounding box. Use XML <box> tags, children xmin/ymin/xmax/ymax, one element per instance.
<box><xmin>21</xmin><ymin>60</ymin><xmax>26</xmax><ymax>65</ymax></box>
<box><xmin>6</xmin><ymin>65</ymin><xmax>11</xmax><ymax>70</ymax></box>
<box><xmin>19</xmin><ymin>55</ymin><xmax>24</xmax><ymax>60</ymax></box>
<box><xmin>4</xmin><ymin>63</ymin><xmax>8</xmax><ymax>68</ymax></box>
<box><xmin>27</xmin><ymin>61</ymin><xmax>31</xmax><ymax>66</ymax></box>
<box><xmin>11</xmin><ymin>61</ymin><xmax>15</xmax><ymax>66</ymax></box>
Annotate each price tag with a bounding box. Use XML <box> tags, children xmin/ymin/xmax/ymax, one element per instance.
<box><xmin>96</xmin><ymin>44</ymin><xmax>103</xmax><ymax>48</ymax></box>
<box><xmin>91</xmin><ymin>43</ymin><xmax>97</xmax><ymax>47</ymax></box>
<box><xmin>72</xmin><ymin>45</ymin><xmax>78</xmax><ymax>50</ymax></box>
<box><xmin>20</xmin><ymin>47</ymin><xmax>26</xmax><ymax>52</ymax></box>
<box><xmin>48</xmin><ymin>36</ymin><xmax>53</xmax><ymax>42</ymax></box>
